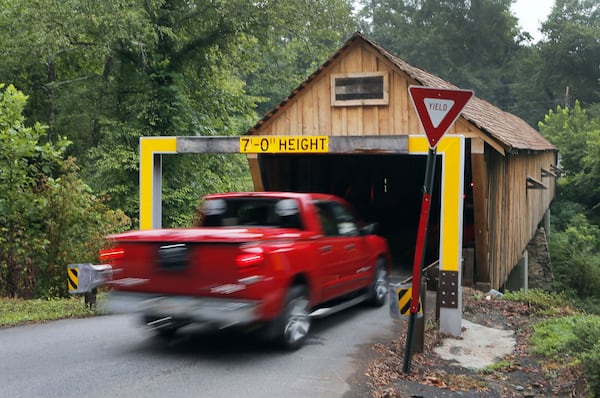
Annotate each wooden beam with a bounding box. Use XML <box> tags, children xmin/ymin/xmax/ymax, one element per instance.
<box><xmin>246</xmin><ymin>154</ymin><xmax>264</xmax><ymax>191</ymax></box>
<box><xmin>327</xmin><ymin>135</ymin><xmax>408</xmax><ymax>153</ymax></box>
<box><xmin>471</xmin><ymin>143</ymin><xmax>491</xmax><ymax>285</ymax></box>
<box><xmin>550</xmin><ymin>164</ymin><xmax>563</xmax><ymax>177</ymax></box>
<box><xmin>541</xmin><ymin>167</ymin><xmax>557</xmax><ymax>178</ymax></box>
<box><xmin>527</xmin><ymin>176</ymin><xmax>547</xmax><ymax>190</ymax></box>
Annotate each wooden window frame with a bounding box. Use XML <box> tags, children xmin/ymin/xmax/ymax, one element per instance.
<box><xmin>330</xmin><ymin>72</ymin><xmax>389</xmax><ymax>106</ymax></box>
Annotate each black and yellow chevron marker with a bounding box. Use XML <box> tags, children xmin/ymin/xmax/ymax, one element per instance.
<box><xmin>68</xmin><ymin>267</ymin><xmax>78</xmax><ymax>292</ymax></box>
<box><xmin>397</xmin><ymin>287</ymin><xmax>422</xmax><ymax>317</ymax></box>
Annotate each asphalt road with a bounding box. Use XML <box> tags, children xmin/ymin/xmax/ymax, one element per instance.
<box><xmin>0</xmin><ymin>302</ymin><xmax>401</xmax><ymax>398</ymax></box>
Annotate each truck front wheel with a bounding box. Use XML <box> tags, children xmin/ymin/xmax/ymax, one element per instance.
<box><xmin>367</xmin><ymin>258</ymin><xmax>388</xmax><ymax>307</ymax></box>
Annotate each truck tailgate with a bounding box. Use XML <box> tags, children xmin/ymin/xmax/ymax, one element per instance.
<box><xmin>110</xmin><ymin>241</ymin><xmax>248</xmax><ymax>296</ymax></box>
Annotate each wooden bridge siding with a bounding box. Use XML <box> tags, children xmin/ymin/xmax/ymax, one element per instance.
<box><xmin>485</xmin><ymin>150</ymin><xmax>557</xmax><ymax>289</ymax></box>
<box><xmin>532</xmin><ymin>151</ymin><xmax>557</xmax><ymax>231</ymax></box>
<box><xmin>471</xmin><ymin>140</ymin><xmax>490</xmax><ymax>285</ymax></box>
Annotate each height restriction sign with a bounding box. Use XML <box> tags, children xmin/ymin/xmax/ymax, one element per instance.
<box><xmin>408</xmin><ymin>86</ymin><xmax>473</xmax><ymax>148</ymax></box>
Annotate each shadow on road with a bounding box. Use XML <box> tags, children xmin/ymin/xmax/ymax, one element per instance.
<box><xmin>126</xmin><ymin>303</ymin><xmax>377</xmax><ymax>360</ymax></box>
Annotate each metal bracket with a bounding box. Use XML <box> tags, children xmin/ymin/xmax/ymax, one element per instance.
<box><xmin>439</xmin><ymin>271</ymin><xmax>459</xmax><ymax>308</ymax></box>
<box><xmin>68</xmin><ymin>263</ymin><xmax>112</xmax><ymax>294</ymax></box>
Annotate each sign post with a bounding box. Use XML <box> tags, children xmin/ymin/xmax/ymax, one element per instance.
<box><xmin>403</xmin><ymin>86</ymin><xmax>473</xmax><ymax>373</ymax></box>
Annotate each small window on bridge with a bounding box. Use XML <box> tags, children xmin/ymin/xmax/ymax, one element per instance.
<box><xmin>331</xmin><ymin>72</ymin><xmax>388</xmax><ymax>106</ymax></box>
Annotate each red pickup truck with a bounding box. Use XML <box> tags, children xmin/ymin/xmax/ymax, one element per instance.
<box><xmin>98</xmin><ymin>192</ymin><xmax>391</xmax><ymax>349</ymax></box>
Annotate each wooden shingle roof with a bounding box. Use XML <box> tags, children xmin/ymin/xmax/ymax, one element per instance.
<box><xmin>248</xmin><ymin>32</ymin><xmax>556</xmax><ymax>154</ymax></box>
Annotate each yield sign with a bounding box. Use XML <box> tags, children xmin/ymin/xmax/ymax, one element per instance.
<box><xmin>409</xmin><ymin>86</ymin><xmax>474</xmax><ymax>148</ymax></box>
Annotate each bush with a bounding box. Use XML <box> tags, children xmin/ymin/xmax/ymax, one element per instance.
<box><xmin>0</xmin><ymin>84</ymin><xmax>130</xmax><ymax>298</ymax></box>
<box><xmin>548</xmin><ymin>214</ymin><xmax>600</xmax><ymax>313</ymax></box>
<box><xmin>531</xmin><ymin>316</ymin><xmax>578</xmax><ymax>358</ymax></box>
<box><xmin>550</xmin><ymin>198</ymin><xmax>588</xmax><ymax>233</ymax></box>
<box><xmin>568</xmin><ymin>317</ymin><xmax>600</xmax><ymax>397</ymax></box>
<box><xmin>35</xmin><ymin>158</ymin><xmax>131</xmax><ymax>298</ymax></box>
<box><xmin>531</xmin><ymin>315</ymin><xmax>600</xmax><ymax>396</ymax></box>
<box><xmin>581</xmin><ymin>344</ymin><xmax>600</xmax><ymax>397</ymax></box>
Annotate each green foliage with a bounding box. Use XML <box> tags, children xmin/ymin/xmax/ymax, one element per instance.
<box><xmin>502</xmin><ymin>289</ymin><xmax>571</xmax><ymax>315</ymax></box>
<box><xmin>550</xmin><ymin>198</ymin><xmax>588</xmax><ymax>232</ymax></box>
<box><xmin>0</xmin><ymin>296</ymin><xmax>95</xmax><ymax>327</ymax></box>
<box><xmin>531</xmin><ymin>315</ymin><xmax>600</xmax><ymax>396</ymax></box>
<box><xmin>239</xmin><ymin>0</ymin><xmax>358</xmax><ymax>114</ymax></box>
<box><xmin>1</xmin><ymin>0</ymin><xmax>357</xmax><ymax>226</ymax></box>
<box><xmin>358</xmin><ymin>0</ymin><xmax>600</xmax><ymax>127</ymax></box>
<box><xmin>530</xmin><ymin>316</ymin><xmax>581</xmax><ymax>357</ymax></box>
<box><xmin>0</xmin><ymin>83</ymin><xmax>66</xmax><ymax>297</ymax></box>
<box><xmin>547</xmin><ymin>214</ymin><xmax>600</xmax><ymax>313</ymax></box>
<box><xmin>162</xmin><ymin>154</ymin><xmax>253</xmax><ymax>227</ymax></box>
<box><xmin>0</xmin><ymin>84</ymin><xmax>130</xmax><ymax>298</ymax></box>
<box><xmin>481</xmin><ymin>359</ymin><xmax>515</xmax><ymax>375</ymax></box>
<box><xmin>39</xmin><ymin>159</ymin><xmax>131</xmax><ymax>297</ymax></box>
<box><xmin>359</xmin><ymin>0</ymin><xmax>526</xmax><ymax>116</ymax></box>
<box><xmin>540</xmin><ymin>102</ymin><xmax>600</xmax><ymax>225</ymax></box>
<box><xmin>581</xmin><ymin>343</ymin><xmax>600</xmax><ymax>397</ymax></box>
<box><xmin>538</xmin><ymin>96</ymin><xmax>600</xmax><ymax>317</ymax></box>
<box><xmin>539</xmin><ymin>0</ymin><xmax>600</xmax><ymax>109</ymax></box>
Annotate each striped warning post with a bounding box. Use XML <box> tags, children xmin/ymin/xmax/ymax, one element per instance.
<box><xmin>396</xmin><ymin>287</ymin><xmax>423</xmax><ymax>318</ymax></box>
<box><xmin>68</xmin><ymin>266</ymin><xmax>78</xmax><ymax>292</ymax></box>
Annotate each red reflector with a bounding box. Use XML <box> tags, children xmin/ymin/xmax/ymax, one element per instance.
<box><xmin>236</xmin><ymin>253</ymin><xmax>264</xmax><ymax>268</ymax></box>
<box><xmin>99</xmin><ymin>248</ymin><xmax>125</xmax><ymax>261</ymax></box>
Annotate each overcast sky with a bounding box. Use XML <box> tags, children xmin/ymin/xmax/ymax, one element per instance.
<box><xmin>511</xmin><ymin>0</ymin><xmax>555</xmax><ymax>41</ymax></box>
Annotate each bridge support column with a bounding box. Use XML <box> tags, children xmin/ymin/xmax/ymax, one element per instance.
<box><xmin>506</xmin><ymin>250</ymin><xmax>529</xmax><ymax>292</ymax></box>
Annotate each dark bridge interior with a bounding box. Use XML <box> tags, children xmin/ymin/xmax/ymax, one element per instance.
<box><xmin>258</xmin><ymin>153</ymin><xmax>461</xmax><ymax>271</ymax></box>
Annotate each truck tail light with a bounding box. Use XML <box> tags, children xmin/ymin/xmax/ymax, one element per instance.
<box><xmin>99</xmin><ymin>247</ymin><xmax>125</xmax><ymax>263</ymax></box>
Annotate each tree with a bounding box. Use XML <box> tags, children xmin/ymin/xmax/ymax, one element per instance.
<box><xmin>0</xmin><ymin>0</ymin><xmax>359</xmax><ymax>227</ymax></box>
<box><xmin>0</xmin><ymin>84</ymin><xmax>129</xmax><ymax>297</ymax></box>
<box><xmin>538</xmin><ymin>0</ymin><xmax>600</xmax><ymax>109</ymax></box>
<box><xmin>358</xmin><ymin>0</ymin><xmax>525</xmax><ymax>109</ymax></box>
<box><xmin>549</xmin><ymin>214</ymin><xmax>600</xmax><ymax>312</ymax></box>
<box><xmin>239</xmin><ymin>0</ymin><xmax>358</xmax><ymax>114</ymax></box>
<box><xmin>540</xmin><ymin>102</ymin><xmax>600</xmax><ymax>225</ymax></box>
<box><xmin>0</xmin><ymin>84</ymin><xmax>65</xmax><ymax>296</ymax></box>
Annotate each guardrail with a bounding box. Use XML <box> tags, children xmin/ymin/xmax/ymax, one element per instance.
<box><xmin>67</xmin><ymin>264</ymin><xmax>112</xmax><ymax>308</ymax></box>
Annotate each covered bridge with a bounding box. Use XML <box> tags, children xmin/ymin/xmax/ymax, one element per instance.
<box><xmin>244</xmin><ymin>32</ymin><xmax>558</xmax><ymax>291</ymax></box>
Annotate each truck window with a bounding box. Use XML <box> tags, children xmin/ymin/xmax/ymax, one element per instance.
<box><xmin>314</xmin><ymin>201</ymin><xmax>359</xmax><ymax>237</ymax></box>
<box><xmin>201</xmin><ymin>198</ymin><xmax>303</xmax><ymax>229</ymax></box>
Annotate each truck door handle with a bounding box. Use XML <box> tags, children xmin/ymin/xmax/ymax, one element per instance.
<box><xmin>345</xmin><ymin>244</ymin><xmax>355</xmax><ymax>251</ymax></box>
<box><xmin>319</xmin><ymin>245</ymin><xmax>332</xmax><ymax>253</ymax></box>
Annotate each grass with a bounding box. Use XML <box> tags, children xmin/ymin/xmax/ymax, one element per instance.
<box><xmin>530</xmin><ymin>314</ymin><xmax>600</xmax><ymax>396</ymax></box>
<box><xmin>502</xmin><ymin>288</ymin><xmax>574</xmax><ymax>316</ymax></box>
<box><xmin>480</xmin><ymin>359</ymin><xmax>515</xmax><ymax>375</ymax></box>
<box><xmin>501</xmin><ymin>290</ymin><xmax>600</xmax><ymax>396</ymax></box>
<box><xmin>0</xmin><ymin>296</ymin><xmax>96</xmax><ymax>327</ymax></box>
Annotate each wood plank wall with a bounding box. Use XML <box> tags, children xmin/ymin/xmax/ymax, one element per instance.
<box><xmin>258</xmin><ymin>42</ymin><xmax>484</xmax><ymax>145</ymax></box>
<box><xmin>259</xmin><ymin>44</ymin><xmax>424</xmax><ymax>137</ymax></box>
<box><xmin>486</xmin><ymin>150</ymin><xmax>557</xmax><ymax>289</ymax></box>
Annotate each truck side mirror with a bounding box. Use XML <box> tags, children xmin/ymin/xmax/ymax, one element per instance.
<box><xmin>361</xmin><ymin>222</ymin><xmax>380</xmax><ymax>235</ymax></box>
<box><xmin>203</xmin><ymin>199</ymin><xmax>227</xmax><ymax>215</ymax></box>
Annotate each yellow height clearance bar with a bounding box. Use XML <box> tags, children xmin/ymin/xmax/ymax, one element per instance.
<box><xmin>240</xmin><ymin>136</ymin><xmax>328</xmax><ymax>153</ymax></box>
